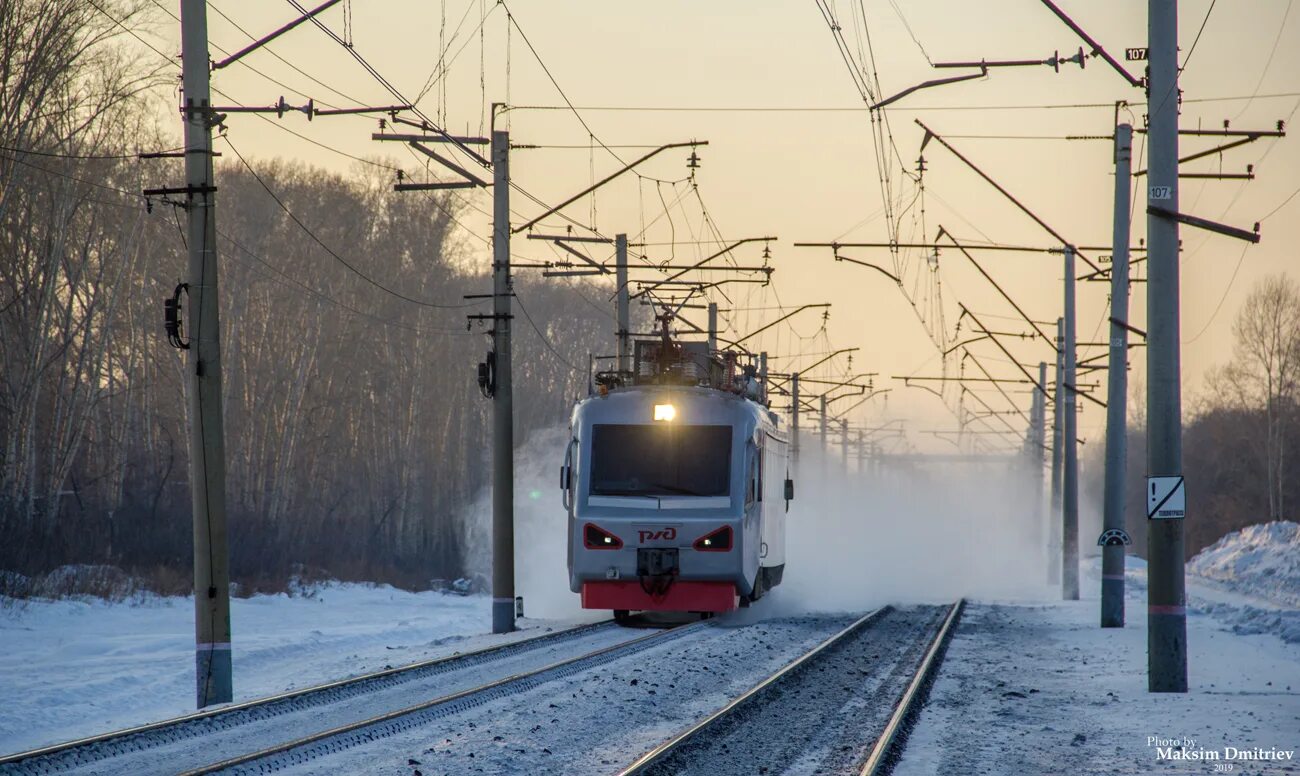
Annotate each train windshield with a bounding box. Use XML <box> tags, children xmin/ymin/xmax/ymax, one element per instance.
<box><xmin>589</xmin><ymin>424</ymin><xmax>732</xmax><ymax>498</ymax></box>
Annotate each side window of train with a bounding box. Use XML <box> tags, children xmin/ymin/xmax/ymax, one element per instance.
<box><xmin>757</xmin><ymin>444</ymin><xmax>764</xmax><ymax>502</ymax></box>
<box><xmin>746</xmin><ymin>445</ymin><xmax>758</xmax><ymax>506</ymax></box>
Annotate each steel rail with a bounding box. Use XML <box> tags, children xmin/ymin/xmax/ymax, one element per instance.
<box><xmin>618</xmin><ymin>606</ymin><xmax>891</xmax><ymax>776</ymax></box>
<box><xmin>859</xmin><ymin>599</ymin><xmax>967</xmax><ymax>775</ymax></box>
<box><xmin>0</xmin><ymin>618</ymin><xmax>614</xmax><ymax>768</ymax></box>
<box><xmin>180</xmin><ymin>619</ymin><xmax>711</xmax><ymax>775</ymax></box>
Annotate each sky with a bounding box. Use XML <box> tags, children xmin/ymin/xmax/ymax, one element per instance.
<box><xmin>139</xmin><ymin>0</ymin><xmax>1300</xmax><ymax>454</ymax></box>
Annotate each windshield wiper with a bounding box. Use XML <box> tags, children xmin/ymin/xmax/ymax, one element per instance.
<box><xmin>647</xmin><ymin>482</ymin><xmax>708</xmax><ymax>496</ymax></box>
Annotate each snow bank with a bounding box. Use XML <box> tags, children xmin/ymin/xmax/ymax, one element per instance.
<box><xmin>1188</xmin><ymin>521</ymin><xmax>1300</xmax><ymax>608</ymax></box>
<box><xmin>0</xmin><ymin>583</ymin><xmax>500</xmax><ymax>754</ymax></box>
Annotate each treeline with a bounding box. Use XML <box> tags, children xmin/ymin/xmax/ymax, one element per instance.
<box><xmin>1</xmin><ymin>0</ymin><xmax>612</xmax><ymax>592</ymax></box>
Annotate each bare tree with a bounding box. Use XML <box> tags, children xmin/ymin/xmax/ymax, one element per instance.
<box><xmin>1208</xmin><ymin>274</ymin><xmax>1300</xmax><ymax>520</ymax></box>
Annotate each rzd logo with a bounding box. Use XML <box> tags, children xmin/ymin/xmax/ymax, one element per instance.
<box><xmin>638</xmin><ymin>527</ymin><xmax>676</xmax><ymax>543</ymax></box>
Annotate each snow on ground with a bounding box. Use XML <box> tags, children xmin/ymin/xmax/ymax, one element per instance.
<box><xmin>1188</xmin><ymin>522</ymin><xmax>1300</xmax><ymax>608</ymax></box>
<box><xmin>895</xmin><ymin>552</ymin><xmax>1300</xmax><ymax>776</ymax></box>
<box><xmin>0</xmin><ymin>585</ymin><xmax>575</xmax><ymax>756</ymax></box>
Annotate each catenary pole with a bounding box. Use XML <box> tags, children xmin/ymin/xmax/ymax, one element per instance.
<box><xmin>819</xmin><ymin>394</ymin><xmax>828</xmax><ymax>456</ymax></box>
<box><xmin>491</xmin><ymin>125</ymin><xmax>515</xmax><ymax>634</ymax></box>
<box><xmin>1102</xmin><ymin>123</ymin><xmax>1133</xmax><ymax>627</ymax></box>
<box><xmin>616</xmin><ymin>234</ymin><xmax>630</xmax><ymax>374</ymax></box>
<box><xmin>841</xmin><ymin>418</ymin><xmax>849</xmax><ymax>472</ymax></box>
<box><xmin>1036</xmin><ymin>361</ymin><xmax>1048</xmax><ymax>559</ymax></box>
<box><xmin>1049</xmin><ymin>319</ymin><xmax>1064</xmax><ymax>585</ymax></box>
<box><xmin>181</xmin><ymin>0</ymin><xmax>233</xmax><ymax>708</ymax></box>
<box><xmin>1147</xmin><ymin>0</ymin><xmax>1188</xmax><ymax>692</ymax></box>
<box><xmin>791</xmin><ymin>372</ymin><xmax>800</xmax><ymax>459</ymax></box>
<box><xmin>1062</xmin><ymin>246</ymin><xmax>1080</xmax><ymax>600</ymax></box>
<box><xmin>707</xmin><ymin>302</ymin><xmax>718</xmax><ymax>354</ymax></box>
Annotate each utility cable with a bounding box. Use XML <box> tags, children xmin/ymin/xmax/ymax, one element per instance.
<box><xmin>224</xmin><ymin>134</ymin><xmax>477</xmax><ymax>309</ymax></box>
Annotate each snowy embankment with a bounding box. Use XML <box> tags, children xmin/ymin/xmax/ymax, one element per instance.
<box><xmin>1185</xmin><ymin>521</ymin><xmax>1300</xmax><ymax>644</ymax></box>
<box><xmin>0</xmin><ymin>584</ymin><xmax>563</xmax><ymax>756</ymax></box>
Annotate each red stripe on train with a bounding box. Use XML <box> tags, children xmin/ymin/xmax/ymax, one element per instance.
<box><xmin>581</xmin><ymin>580</ymin><xmax>737</xmax><ymax>613</ymax></box>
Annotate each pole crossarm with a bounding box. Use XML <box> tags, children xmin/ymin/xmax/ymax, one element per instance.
<box><xmin>732</xmin><ymin>303</ymin><xmax>830</xmax><ymax>346</ymax></box>
<box><xmin>525</xmin><ymin>233</ymin><xmax>613</xmax><ymax>243</ymax></box>
<box><xmin>915</xmin><ymin>120</ymin><xmax>1103</xmax><ymax>274</ymax></box>
<box><xmin>959</xmin><ymin>305</ymin><xmax>1050</xmax><ymax>393</ymax></box>
<box><xmin>211</xmin><ymin>0</ymin><xmax>344</xmax><ymax>70</ymax></box>
<box><xmin>410</xmin><ymin>142</ymin><xmax>490</xmax><ymax>187</ymax></box>
<box><xmin>1110</xmin><ymin>315</ymin><xmax>1147</xmax><ymax>340</ymax></box>
<box><xmin>372</xmin><ymin>115</ymin><xmax>491</xmax><ymax>169</ymax></box>
<box><xmin>1037</xmin><ymin>0</ymin><xmax>1143</xmax><ymax>87</ymax></box>
<box><xmin>831</xmin><ymin>388</ymin><xmax>892</xmax><ymax>419</ymax></box>
<box><xmin>872</xmin><ymin>67</ymin><xmax>988</xmax><ymax>111</ymax></box>
<box><xmin>778</xmin><ymin>346</ymin><xmax>858</xmax><ymax>382</ymax></box>
<box><xmin>551</xmin><ymin>239</ymin><xmax>610</xmax><ymax>274</ymax></box>
<box><xmin>832</xmin><ymin>253</ymin><xmax>902</xmax><ymax>283</ymax></box>
<box><xmin>644</xmin><ymin>237</ymin><xmax>777</xmax><ymax>289</ymax></box>
<box><xmin>513</xmin><ymin>141</ymin><xmax>708</xmax><ymax>234</ymax></box>
<box><xmin>1133</xmin><ymin>129</ymin><xmax>1286</xmax><ymax>176</ymax></box>
<box><xmin>1147</xmin><ymin>205</ymin><xmax>1261</xmax><ymax>244</ymax></box>
<box><xmin>940</xmin><ymin>226</ymin><xmax>1056</xmax><ymax>350</ymax></box>
<box><xmin>961</xmin><ymin>347</ymin><xmax>1033</xmax><ymax>426</ymax></box>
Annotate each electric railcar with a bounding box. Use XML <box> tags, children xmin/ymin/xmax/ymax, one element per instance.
<box><xmin>562</xmin><ymin>331</ymin><xmax>793</xmax><ymax>618</ymax></box>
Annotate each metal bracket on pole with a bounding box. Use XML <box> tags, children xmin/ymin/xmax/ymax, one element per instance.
<box><xmin>512</xmin><ymin>141</ymin><xmax>708</xmax><ymax>234</ymax></box>
<box><xmin>211</xmin><ymin>0</ymin><xmax>345</xmax><ymax>70</ymax></box>
<box><xmin>1147</xmin><ymin>206</ymin><xmax>1261</xmax><ymax>244</ymax></box>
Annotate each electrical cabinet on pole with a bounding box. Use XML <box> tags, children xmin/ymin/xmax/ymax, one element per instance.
<box><xmin>491</xmin><ymin>127</ymin><xmax>515</xmax><ymax>634</ymax></box>
<box><xmin>1062</xmin><ymin>246</ymin><xmax>1080</xmax><ymax>601</ymax></box>
<box><xmin>616</xmin><ymin>234</ymin><xmax>630</xmax><ymax>374</ymax></box>
<box><xmin>180</xmin><ymin>0</ymin><xmax>233</xmax><ymax>707</ymax></box>
<box><xmin>1147</xmin><ymin>0</ymin><xmax>1188</xmax><ymax>692</ymax></box>
<box><xmin>1049</xmin><ymin>319</ymin><xmax>1063</xmax><ymax>585</ymax></box>
<box><xmin>1102</xmin><ymin>124</ymin><xmax>1133</xmax><ymax>627</ymax></box>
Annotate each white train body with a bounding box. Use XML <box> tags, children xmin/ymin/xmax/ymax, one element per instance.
<box><xmin>563</xmin><ymin>383</ymin><xmax>790</xmax><ymax>614</ymax></box>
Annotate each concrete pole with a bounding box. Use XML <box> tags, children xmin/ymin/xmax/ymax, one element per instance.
<box><xmin>615</xmin><ymin>234</ymin><xmax>630</xmax><ymax>374</ymax></box>
<box><xmin>1102</xmin><ymin>124</ymin><xmax>1133</xmax><ymax>627</ymax></box>
<box><xmin>1035</xmin><ymin>362</ymin><xmax>1048</xmax><ymax>559</ymax></box>
<box><xmin>790</xmin><ymin>372</ymin><xmax>800</xmax><ymax>459</ymax></box>
<box><xmin>491</xmin><ymin>127</ymin><xmax>515</xmax><ymax>634</ymax></box>
<box><xmin>1049</xmin><ymin>319</ymin><xmax>1063</xmax><ymax>585</ymax></box>
<box><xmin>181</xmin><ymin>0</ymin><xmax>232</xmax><ymax>709</ymax></box>
<box><xmin>858</xmin><ymin>428</ymin><xmax>866</xmax><ymax>473</ymax></box>
<box><xmin>840</xmin><ymin>418</ymin><xmax>849</xmax><ymax>472</ymax></box>
<box><xmin>819</xmin><ymin>395</ymin><xmax>828</xmax><ymax>457</ymax></box>
<box><xmin>707</xmin><ymin>302</ymin><xmax>718</xmax><ymax>354</ymax></box>
<box><xmin>1147</xmin><ymin>0</ymin><xmax>1187</xmax><ymax>692</ymax></box>
<box><xmin>1062</xmin><ymin>246</ymin><xmax>1080</xmax><ymax>601</ymax></box>
<box><xmin>759</xmin><ymin>351</ymin><xmax>768</xmax><ymax>405</ymax></box>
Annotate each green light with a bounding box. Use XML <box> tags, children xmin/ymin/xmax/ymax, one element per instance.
<box><xmin>528</xmin><ymin>489</ymin><xmax>542</xmax><ymax>500</ymax></box>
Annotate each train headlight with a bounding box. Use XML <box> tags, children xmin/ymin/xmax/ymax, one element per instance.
<box><xmin>653</xmin><ymin>403</ymin><xmax>676</xmax><ymax>422</ymax></box>
<box><xmin>693</xmin><ymin>525</ymin><xmax>733</xmax><ymax>552</ymax></box>
<box><xmin>583</xmin><ymin>523</ymin><xmax>623</xmax><ymax>549</ymax></box>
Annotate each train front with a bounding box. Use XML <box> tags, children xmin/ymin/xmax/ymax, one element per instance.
<box><xmin>564</xmin><ymin>387</ymin><xmax>761</xmax><ymax>615</ymax></box>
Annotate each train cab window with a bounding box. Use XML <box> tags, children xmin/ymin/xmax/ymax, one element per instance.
<box><xmin>590</xmin><ymin>424</ymin><xmax>731</xmax><ymax>498</ymax></box>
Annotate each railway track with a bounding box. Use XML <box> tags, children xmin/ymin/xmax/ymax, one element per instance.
<box><xmin>619</xmin><ymin>600</ymin><xmax>965</xmax><ymax>776</ymax></box>
<box><xmin>0</xmin><ymin>618</ymin><xmax>704</xmax><ymax>776</ymax></box>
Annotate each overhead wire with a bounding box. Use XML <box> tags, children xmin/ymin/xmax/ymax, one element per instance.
<box><xmin>224</xmin><ymin>134</ymin><xmax>477</xmax><ymax>310</ymax></box>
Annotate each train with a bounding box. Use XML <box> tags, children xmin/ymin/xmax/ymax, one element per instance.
<box><xmin>562</xmin><ymin>317</ymin><xmax>793</xmax><ymax>620</ymax></box>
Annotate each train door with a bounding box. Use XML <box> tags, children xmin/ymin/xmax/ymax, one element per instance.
<box><xmin>759</xmin><ymin>433</ymin><xmax>787</xmax><ymax>572</ymax></box>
